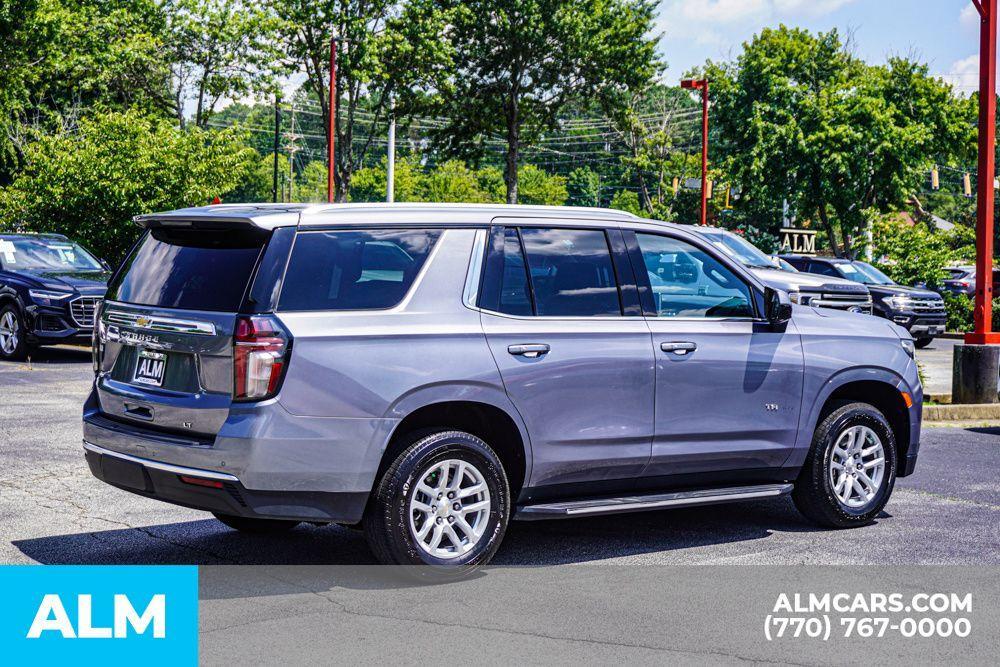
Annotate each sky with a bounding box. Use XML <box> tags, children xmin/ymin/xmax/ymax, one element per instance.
<box><xmin>655</xmin><ymin>0</ymin><xmax>983</xmax><ymax>94</ymax></box>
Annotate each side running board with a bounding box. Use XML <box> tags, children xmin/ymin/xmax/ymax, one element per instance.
<box><xmin>514</xmin><ymin>483</ymin><xmax>793</xmax><ymax>520</ymax></box>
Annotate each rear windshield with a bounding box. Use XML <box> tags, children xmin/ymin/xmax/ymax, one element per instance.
<box><xmin>106</xmin><ymin>229</ymin><xmax>266</xmax><ymax>311</ymax></box>
<box><xmin>278</xmin><ymin>229</ymin><xmax>441</xmax><ymax>311</ymax></box>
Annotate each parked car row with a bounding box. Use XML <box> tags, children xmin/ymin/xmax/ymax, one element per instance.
<box><xmin>0</xmin><ymin>223</ymin><xmax>962</xmax><ymax>363</ymax></box>
<box><xmin>689</xmin><ymin>227</ymin><xmax>946</xmax><ymax>348</ymax></box>
<box><xmin>779</xmin><ymin>255</ymin><xmax>946</xmax><ymax>348</ymax></box>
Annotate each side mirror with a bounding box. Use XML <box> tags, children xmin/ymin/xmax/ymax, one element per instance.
<box><xmin>765</xmin><ymin>287</ymin><xmax>792</xmax><ymax>327</ymax></box>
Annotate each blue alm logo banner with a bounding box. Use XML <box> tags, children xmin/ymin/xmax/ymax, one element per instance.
<box><xmin>0</xmin><ymin>565</ymin><xmax>198</xmax><ymax>665</ymax></box>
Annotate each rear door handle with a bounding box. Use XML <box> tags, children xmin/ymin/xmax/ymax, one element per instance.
<box><xmin>660</xmin><ymin>341</ymin><xmax>697</xmax><ymax>355</ymax></box>
<box><xmin>508</xmin><ymin>343</ymin><xmax>550</xmax><ymax>358</ymax></box>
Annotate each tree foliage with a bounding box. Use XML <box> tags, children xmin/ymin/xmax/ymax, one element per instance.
<box><xmin>702</xmin><ymin>26</ymin><xmax>972</xmax><ymax>256</ymax></box>
<box><xmin>432</xmin><ymin>0</ymin><xmax>661</xmax><ymax>203</ymax></box>
<box><xmin>0</xmin><ymin>110</ymin><xmax>256</xmax><ymax>261</ymax></box>
<box><xmin>268</xmin><ymin>0</ymin><xmax>453</xmax><ymax>200</ymax></box>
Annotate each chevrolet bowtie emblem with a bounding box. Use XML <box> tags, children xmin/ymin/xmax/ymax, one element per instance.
<box><xmin>135</xmin><ymin>316</ymin><xmax>151</xmax><ymax>328</ymax></box>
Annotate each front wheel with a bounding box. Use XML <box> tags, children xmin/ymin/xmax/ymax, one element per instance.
<box><xmin>363</xmin><ymin>430</ymin><xmax>509</xmax><ymax>577</ymax></box>
<box><xmin>0</xmin><ymin>304</ymin><xmax>31</xmax><ymax>361</ymax></box>
<box><xmin>792</xmin><ymin>402</ymin><xmax>897</xmax><ymax>528</ymax></box>
<box><xmin>914</xmin><ymin>337</ymin><xmax>933</xmax><ymax>349</ymax></box>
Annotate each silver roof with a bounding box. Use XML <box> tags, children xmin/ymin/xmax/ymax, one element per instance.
<box><xmin>134</xmin><ymin>202</ymin><xmax>643</xmax><ymax>230</ymax></box>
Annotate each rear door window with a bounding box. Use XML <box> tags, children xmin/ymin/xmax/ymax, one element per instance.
<box><xmin>278</xmin><ymin>229</ymin><xmax>441</xmax><ymax>311</ymax></box>
<box><xmin>106</xmin><ymin>229</ymin><xmax>267</xmax><ymax>312</ymax></box>
<box><xmin>519</xmin><ymin>228</ymin><xmax>622</xmax><ymax>317</ymax></box>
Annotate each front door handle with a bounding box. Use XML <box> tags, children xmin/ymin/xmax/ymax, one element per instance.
<box><xmin>508</xmin><ymin>343</ymin><xmax>550</xmax><ymax>358</ymax></box>
<box><xmin>660</xmin><ymin>341</ymin><xmax>697</xmax><ymax>355</ymax></box>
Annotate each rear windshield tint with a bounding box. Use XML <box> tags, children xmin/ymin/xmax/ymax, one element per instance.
<box><xmin>106</xmin><ymin>229</ymin><xmax>266</xmax><ymax>311</ymax></box>
<box><xmin>278</xmin><ymin>229</ymin><xmax>441</xmax><ymax>311</ymax></box>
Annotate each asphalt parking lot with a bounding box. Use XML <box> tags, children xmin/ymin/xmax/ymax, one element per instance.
<box><xmin>1</xmin><ymin>344</ymin><xmax>997</xmax><ymax>567</ymax></box>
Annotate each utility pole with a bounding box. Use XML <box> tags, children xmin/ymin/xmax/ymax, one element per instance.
<box><xmin>954</xmin><ymin>0</ymin><xmax>1000</xmax><ymax>404</ymax></box>
<box><xmin>272</xmin><ymin>93</ymin><xmax>281</xmax><ymax>203</ymax></box>
<box><xmin>386</xmin><ymin>95</ymin><xmax>396</xmax><ymax>203</ymax></box>
<box><xmin>327</xmin><ymin>35</ymin><xmax>338</xmax><ymax>203</ymax></box>
<box><xmin>681</xmin><ymin>78</ymin><xmax>709</xmax><ymax>226</ymax></box>
<box><xmin>284</xmin><ymin>107</ymin><xmax>300</xmax><ymax>203</ymax></box>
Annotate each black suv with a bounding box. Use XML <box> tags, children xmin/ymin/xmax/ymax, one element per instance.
<box><xmin>781</xmin><ymin>255</ymin><xmax>946</xmax><ymax>348</ymax></box>
<box><xmin>0</xmin><ymin>233</ymin><xmax>109</xmax><ymax>360</ymax></box>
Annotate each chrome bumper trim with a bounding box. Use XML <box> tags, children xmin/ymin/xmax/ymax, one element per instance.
<box><xmin>83</xmin><ymin>440</ymin><xmax>239</xmax><ymax>482</ymax></box>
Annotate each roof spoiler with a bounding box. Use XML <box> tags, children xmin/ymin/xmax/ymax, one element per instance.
<box><xmin>134</xmin><ymin>208</ymin><xmax>302</xmax><ymax>231</ymax></box>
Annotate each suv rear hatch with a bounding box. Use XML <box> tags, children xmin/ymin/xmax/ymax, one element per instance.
<box><xmin>94</xmin><ymin>216</ymin><xmax>295</xmax><ymax>438</ymax></box>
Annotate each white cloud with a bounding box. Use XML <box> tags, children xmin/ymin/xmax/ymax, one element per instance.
<box><xmin>773</xmin><ymin>0</ymin><xmax>857</xmax><ymax>17</ymax></box>
<box><xmin>937</xmin><ymin>54</ymin><xmax>980</xmax><ymax>94</ymax></box>
<box><xmin>960</xmin><ymin>3</ymin><xmax>980</xmax><ymax>32</ymax></box>
<box><xmin>669</xmin><ymin>0</ymin><xmax>855</xmax><ymax>26</ymax></box>
<box><xmin>676</xmin><ymin>0</ymin><xmax>768</xmax><ymax>24</ymax></box>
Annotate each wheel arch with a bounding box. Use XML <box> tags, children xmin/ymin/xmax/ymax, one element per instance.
<box><xmin>381</xmin><ymin>395</ymin><xmax>532</xmax><ymax>500</ymax></box>
<box><xmin>807</xmin><ymin>370</ymin><xmax>913</xmax><ymax>475</ymax></box>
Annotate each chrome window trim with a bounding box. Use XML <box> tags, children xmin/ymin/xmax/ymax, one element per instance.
<box><xmin>102</xmin><ymin>305</ymin><xmax>217</xmax><ymax>335</ymax></box>
<box><xmin>478</xmin><ymin>306</ymin><xmax>759</xmax><ymax>324</ymax></box>
<box><xmin>463</xmin><ymin>229</ymin><xmax>488</xmax><ymax>309</ymax></box>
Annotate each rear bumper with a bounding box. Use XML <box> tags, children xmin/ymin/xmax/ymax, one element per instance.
<box><xmin>82</xmin><ymin>387</ymin><xmax>396</xmax><ymax>523</ymax></box>
<box><xmin>84</xmin><ymin>441</ymin><xmax>368</xmax><ymax>523</ymax></box>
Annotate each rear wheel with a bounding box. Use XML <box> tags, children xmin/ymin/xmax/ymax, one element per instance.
<box><xmin>792</xmin><ymin>402</ymin><xmax>897</xmax><ymax>528</ymax></box>
<box><xmin>363</xmin><ymin>430</ymin><xmax>509</xmax><ymax>577</ymax></box>
<box><xmin>0</xmin><ymin>304</ymin><xmax>31</xmax><ymax>361</ymax></box>
<box><xmin>914</xmin><ymin>337</ymin><xmax>933</xmax><ymax>349</ymax></box>
<box><xmin>212</xmin><ymin>513</ymin><xmax>301</xmax><ymax>533</ymax></box>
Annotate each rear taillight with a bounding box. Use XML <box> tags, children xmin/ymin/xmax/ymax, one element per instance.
<box><xmin>233</xmin><ymin>315</ymin><xmax>290</xmax><ymax>401</ymax></box>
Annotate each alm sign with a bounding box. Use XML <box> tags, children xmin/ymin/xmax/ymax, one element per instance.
<box><xmin>779</xmin><ymin>228</ymin><xmax>816</xmax><ymax>255</ymax></box>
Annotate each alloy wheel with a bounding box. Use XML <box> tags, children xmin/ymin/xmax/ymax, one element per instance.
<box><xmin>828</xmin><ymin>425</ymin><xmax>886</xmax><ymax>509</ymax></box>
<box><xmin>408</xmin><ymin>459</ymin><xmax>491</xmax><ymax>559</ymax></box>
<box><xmin>0</xmin><ymin>311</ymin><xmax>18</xmax><ymax>355</ymax></box>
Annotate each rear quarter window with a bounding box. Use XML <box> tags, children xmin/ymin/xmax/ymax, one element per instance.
<box><xmin>278</xmin><ymin>229</ymin><xmax>441</xmax><ymax>311</ymax></box>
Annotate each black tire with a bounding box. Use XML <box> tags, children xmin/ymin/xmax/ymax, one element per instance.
<box><xmin>0</xmin><ymin>303</ymin><xmax>32</xmax><ymax>361</ymax></box>
<box><xmin>212</xmin><ymin>513</ymin><xmax>301</xmax><ymax>533</ymax></box>
<box><xmin>914</xmin><ymin>337</ymin><xmax>933</xmax><ymax>349</ymax></box>
<box><xmin>792</xmin><ymin>402</ymin><xmax>897</xmax><ymax>528</ymax></box>
<box><xmin>363</xmin><ymin>430</ymin><xmax>510</xmax><ymax>578</ymax></box>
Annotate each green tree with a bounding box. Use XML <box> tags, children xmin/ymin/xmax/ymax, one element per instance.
<box><xmin>0</xmin><ymin>110</ymin><xmax>256</xmax><ymax>261</ymax></box>
<box><xmin>164</xmin><ymin>0</ymin><xmax>281</xmax><ymax>127</ymax></box>
<box><xmin>349</xmin><ymin>155</ymin><xmax>423</xmax><ymax>202</ymax></box>
<box><xmin>516</xmin><ymin>164</ymin><xmax>568</xmax><ymax>206</ymax></box>
<box><xmin>419</xmin><ymin>160</ymin><xmax>490</xmax><ymax>203</ymax></box>
<box><xmin>702</xmin><ymin>27</ymin><xmax>970</xmax><ymax>256</ymax></box>
<box><xmin>227</xmin><ymin>151</ymin><xmax>288</xmax><ymax>202</ymax></box>
<box><xmin>871</xmin><ymin>213</ymin><xmax>966</xmax><ymax>289</ymax></box>
<box><xmin>0</xmin><ymin>0</ymin><xmax>170</xmax><ymax>181</ymax></box>
<box><xmin>268</xmin><ymin>0</ymin><xmax>453</xmax><ymax>201</ymax></box>
<box><xmin>609</xmin><ymin>189</ymin><xmax>641</xmax><ymax>215</ymax></box>
<box><xmin>432</xmin><ymin>0</ymin><xmax>661</xmax><ymax>203</ymax></box>
<box><xmin>567</xmin><ymin>167</ymin><xmax>601</xmax><ymax>207</ymax></box>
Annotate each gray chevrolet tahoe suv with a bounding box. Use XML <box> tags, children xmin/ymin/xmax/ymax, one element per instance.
<box><xmin>84</xmin><ymin>204</ymin><xmax>922</xmax><ymax>574</ymax></box>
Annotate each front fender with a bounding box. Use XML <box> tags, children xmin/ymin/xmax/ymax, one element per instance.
<box><xmin>785</xmin><ymin>364</ymin><xmax>920</xmax><ymax>471</ymax></box>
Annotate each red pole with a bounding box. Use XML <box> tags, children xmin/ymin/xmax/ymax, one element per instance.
<box><xmin>968</xmin><ymin>0</ymin><xmax>999</xmax><ymax>344</ymax></box>
<box><xmin>327</xmin><ymin>36</ymin><xmax>337</xmax><ymax>204</ymax></box>
<box><xmin>700</xmin><ymin>81</ymin><xmax>709</xmax><ymax>228</ymax></box>
<box><xmin>681</xmin><ymin>78</ymin><xmax>709</xmax><ymax>226</ymax></box>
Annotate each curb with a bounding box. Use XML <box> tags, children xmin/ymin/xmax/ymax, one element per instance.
<box><xmin>924</xmin><ymin>403</ymin><xmax>1000</xmax><ymax>422</ymax></box>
